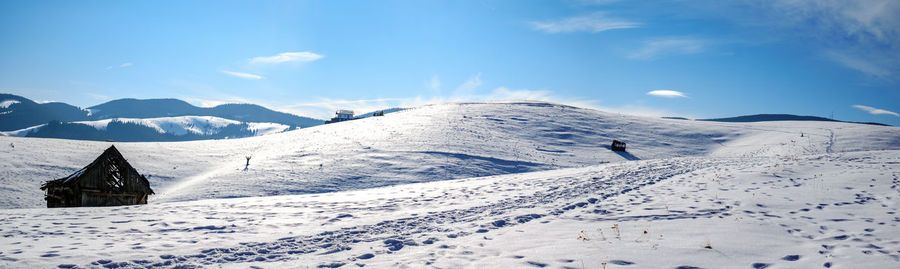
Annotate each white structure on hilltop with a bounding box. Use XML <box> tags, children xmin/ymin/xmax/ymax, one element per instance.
<box><xmin>325</xmin><ymin>110</ymin><xmax>355</xmax><ymax>124</ymax></box>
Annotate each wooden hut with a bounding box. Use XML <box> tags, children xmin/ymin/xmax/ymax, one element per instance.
<box><xmin>41</xmin><ymin>145</ymin><xmax>154</xmax><ymax>208</ymax></box>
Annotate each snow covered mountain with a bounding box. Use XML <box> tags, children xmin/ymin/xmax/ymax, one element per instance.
<box><xmin>0</xmin><ymin>94</ymin><xmax>323</xmax><ymax>141</ymax></box>
<box><xmin>0</xmin><ymin>101</ymin><xmax>898</xmax><ymax>268</ymax></box>
<box><xmin>86</xmin><ymin>98</ymin><xmax>322</xmax><ymax>127</ymax></box>
<box><xmin>1</xmin><ymin>116</ymin><xmax>291</xmax><ymax>141</ymax></box>
<box><xmin>0</xmin><ymin>93</ymin><xmax>90</xmax><ymax>131</ymax></box>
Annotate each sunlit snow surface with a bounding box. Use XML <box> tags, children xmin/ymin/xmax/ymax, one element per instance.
<box><xmin>0</xmin><ymin>101</ymin><xmax>898</xmax><ymax>268</ymax></box>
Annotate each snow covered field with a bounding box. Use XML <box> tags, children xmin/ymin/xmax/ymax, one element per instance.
<box><xmin>0</xmin><ymin>101</ymin><xmax>898</xmax><ymax>268</ymax></box>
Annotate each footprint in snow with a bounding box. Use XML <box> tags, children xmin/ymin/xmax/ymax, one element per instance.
<box><xmin>832</xmin><ymin>235</ymin><xmax>849</xmax><ymax>240</ymax></box>
<box><xmin>608</xmin><ymin>260</ymin><xmax>635</xmax><ymax>265</ymax></box>
<box><xmin>782</xmin><ymin>254</ymin><xmax>801</xmax><ymax>261</ymax></box>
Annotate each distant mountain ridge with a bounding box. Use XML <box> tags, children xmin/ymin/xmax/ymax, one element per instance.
<box><xmin>87</xmin><ymin>98</ymin><xmax>322</xmax><ymax>127</ymax></box>
<box><xmin>0</xmin><ymin>94</ymin><xmax>90</xmax><ymax>131</ymax></box>
<box><xmin>700</xmin><ymin>114</ymin><xmax>890</xmax><ymax>126</ymax></box>
<box><xmin>16</xmin><ymin>117</ymin><xmax>291</xmax><ymax>142</ymax></box>
<box><xmin>0</xmin><ymin>93</ymin><xmax>325</xmax><ymax>141</ymax></box>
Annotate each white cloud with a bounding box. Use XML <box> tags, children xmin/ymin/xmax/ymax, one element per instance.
<box><xmin>106</xmin><ymin>62</ymin><xmax>133</xmax><ymax>70</ymax></box>
<box><xmin>181</xmin><ymin>96</ymin><xmax>267</xmax><ymax>110</ymax></box>
<box><xmin>647</xmin><ymin>90</ymin><xmax>687</xmax><ymax>98</ymax></box>
<box><xmin>852</xmin><ymin>105</ymin><xmax>899</xmax><ymax>117</ymax></box>
<box><xmin>87</xmin><ymin>93</ymin><xmax>110</xmax><ymax>101</ymax></box>
<box><xmin>486</xmin><ymin>87</ymin><xmax>553</xmax><ymax>101</ymax></box>
<box><xmin>779</xmin><ymin>0</ymin><xmax>900</xmax><ymax>80</ymax></box>
<box><xmin>426</xmin><ymin>75</ymin><xmax>441</xmax><ymax>94</ymax></box>
<box><xmin>531</xmin><ymin>12</ymin><xmax>639</xmax><ymax>33</ymax></box>
<box><xmin>453</xmin><ymin>73</ymin><xmax>483</xmax><ymax>96</ymax></box>
<box><xmin>221</xmin><ymin>70</ymin><xmax>264</xmax><ymax>80</ymax></box>
<box><xmin>825</xmin><ymin>50</ymin><xmax>892</xmax><ymax>80</ymax></box>
<box><xmin>250</xmin><ymin>52</ymin><xmax>324</xmax><ymax>64</ymax></box>
<box><xmin>629</xmin><ymin>39</ymin><xmax>706</xmax><ymax>60</ymax></box>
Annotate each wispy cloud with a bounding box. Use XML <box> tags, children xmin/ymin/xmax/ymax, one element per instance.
<box><xmin>182</xmin><ymin>96</ymin><xmax>258</xmax><ymax>108</ymax></box>
<box><xmin>647</xmin><ymin>90</ymin><xmax>687</xmax><ymax>98</ymax></box>
<box><xmin>250</xmin><ymin>52</ymin><xmax>323</xmax><ymax>64</ymax></box>
<box><xmin>531</xmin><ymin>12</ymin><xmax>639</xmax><ymax>34</ymax></box>
<box><xmin>712</xmin><ymin>0</ymin><xmax>900</xmax><ymax>80</ymax></box>
<box><xmin>87</xmin><ymin>93</ymin><xmax>110</xmax><ymax>101</ymax></box>
<box><xmin>221</xmin><ymin>70</ymin><xmax>264</xmax><ymax>80</ymax></box>
<box><xmin>453</xmin><ymin>73</ymin><xmax>483</xmax><ymax>96</ymax></box>
<box><xmin>426</xmin><ymin>75</ymin><xmax>441</xmax><ymax>94</ymax></box>
<box><xmin>106</xmin><ymin>62</ymin><xmax>133</xmax><ymax>70</ymax></box>
<box><xmin>486</xmin><ymin>87</ymin><xmax>553</xmax><ymax>101</ymax></box>
<box><xmin>825</xmin><ymin>50</ymin><xmax>892</xmax><ymax>80</ymax></box>
<box><xmin>852</xmin><ymin>105</ymin><xmax>899</xmax><ymax>117</ymax></box>
<box><xmin>629</xmin><ymin>38</ymin><xmax>706</xmax><ymax>60</ymax></box>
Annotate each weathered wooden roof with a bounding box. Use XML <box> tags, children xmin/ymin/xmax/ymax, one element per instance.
<box><xmin>41</xmin><ymin>145</ymin><xmax>154</xmax><ymax>195</ymax></box>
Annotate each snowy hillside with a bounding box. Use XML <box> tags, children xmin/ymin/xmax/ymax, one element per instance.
<box><xmin>0</xmin><ymin>101</ymin><xmax>898</xmax><ymax>268</ymax></box>
<box><xmin>0</xmin><ymin>150</ymin><xmax>897</xmax><ymax>268</ymax></box>
<box><xmin>1</xmin><ymin>101</ymin><xmax>898</xmax><ymax>208</ymax></box>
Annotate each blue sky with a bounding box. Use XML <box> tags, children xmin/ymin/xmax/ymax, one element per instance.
<box><xmin>1</xmin><ymin>0</ymin><xmax>899</xmax><ymax>125</ymax></box>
